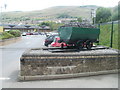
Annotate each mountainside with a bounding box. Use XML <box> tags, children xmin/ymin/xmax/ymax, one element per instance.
<box><xmin>2</xmin><ymin>5</ymin><xmax>99</xmax><ymax>24</ymax></box>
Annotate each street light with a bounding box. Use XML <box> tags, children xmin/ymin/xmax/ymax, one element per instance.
<box><xmin>0</xmin><ymin>4</ymin><xmax>7</xmax><ymax>24</ymax></box>
<box><xmin>91</xmin><ymin>9</ymin><xmax>96</xmax><ymax>25</ymax></box>
<box><xmin>0</xmin><ymin>7</ymin><xmax>3</xmax><ymax>24</ymax></box>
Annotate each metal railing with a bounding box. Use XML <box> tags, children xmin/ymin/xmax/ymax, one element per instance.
<box><xmin>96</xmin><ymin>20</ymin><xmax>119</xmax><ymax>48</ymax></box>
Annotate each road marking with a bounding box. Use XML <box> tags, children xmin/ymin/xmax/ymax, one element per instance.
<box><xmin>0</xmin><ymin>77</ymin><xmax>10</xmax><ymax>80</ymax></box>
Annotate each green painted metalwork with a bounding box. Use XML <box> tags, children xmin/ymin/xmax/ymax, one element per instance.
<box><xmin>110</xmin><ymin>22</ymin><xmax>114</xmax><ymax>48</ymax></box>
<box><xmin>58</xmin><ymin>27</ymin><xmax>100</xmax><ymax>44</ymax></box>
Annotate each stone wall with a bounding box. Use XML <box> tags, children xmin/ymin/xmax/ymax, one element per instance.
<box><xmin>20</xmin><ymin>53</ymin><xmax>119</xmax><ymax>76</ymax></box>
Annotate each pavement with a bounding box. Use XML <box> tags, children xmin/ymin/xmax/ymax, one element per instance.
<box><xmin>0</xmin><ymin>35</ymin><xmax>119</xmax><ymax>88</ymax></box>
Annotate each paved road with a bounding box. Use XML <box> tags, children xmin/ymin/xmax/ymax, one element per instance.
<box><xmin>0</xmin><ymin>35</ymin><xmax>118</xmax><ymax>88</ymax></box>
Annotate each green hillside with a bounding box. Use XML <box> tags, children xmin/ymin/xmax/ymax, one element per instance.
<box><xmin>2</xmin><ymin>6</ymin><xmax>99</xmax><ymax>23</ymax></box>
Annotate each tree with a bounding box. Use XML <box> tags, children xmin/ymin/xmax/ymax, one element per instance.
<box><xmin>112</xmin><ymin>5</ymin><xmax>120</xmax><ymax>21</ymax></box>
<box><xmin>40</xmin><ymin>22</ymin><xmax>50</xmax><ymax>26</ymax></box>
<box><xmin>38</xmin><ymin>21</ymin><xmax>64</xmax><ymax>31</ymax></box>
<box><xmin>112</xmin><ymin>12</ymin><xmax>118</xmax><ymax>21</ymax></box>
<box><xmin>96</xmin><ymin>7</ymin><xmax>111</xmax><ymax>23</ymax></box>
<box><xmin>77</xmin><ymin>17</ymin><xmax>82</xmax><ymax>22</ymax></box>
<box><xmin>70</xmin><ymin>20</ymin><xmax>77</xmax><ymax>22</ymax></box>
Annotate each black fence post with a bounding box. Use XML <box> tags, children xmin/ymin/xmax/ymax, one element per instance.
<box><xmin>98</xmin><ymin>23</ymin><xmax>100</xmax><ymax>28</ymax></box>
<box><xmin>110</xmin><ymin>21</ymin><xmax>114</xmax><ymax>48</ymax></box>
<box><xmin>97</xmin><ymin>24</ymin><xmax>100</xmax><ymax>45</ymax></box>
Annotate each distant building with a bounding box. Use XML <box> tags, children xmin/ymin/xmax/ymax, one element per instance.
<box><xmin>0</xmin><ymin>24</ymin><xmax>51</xmax><ymax>32</ymax></box>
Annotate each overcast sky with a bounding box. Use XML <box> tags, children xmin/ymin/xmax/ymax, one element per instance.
<box><xmin>0</xmin><ymin>0</ymin><xmax>119</xmax><ymax>12</ymax></box>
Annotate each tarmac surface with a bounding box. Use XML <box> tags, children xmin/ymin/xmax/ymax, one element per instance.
<box><xmin>0</xmin><ymin>35</ymin><xmax>119</xmax><ymax>88</ymax></box>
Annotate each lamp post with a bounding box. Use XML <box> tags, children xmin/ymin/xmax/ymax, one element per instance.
<box><xmin>91</xmin><ymin>9</ymin><xmax>96</xmax><ymax>25</ymax></box>
<box><xmin>0</xmin><ymin>7</ymin><xmax>3</xmax><ymax>24</ymax></box>
<box><xmin>0</xmin><ymin>4</ymin><xmax>7</xmax><ymax>24</ymax></box>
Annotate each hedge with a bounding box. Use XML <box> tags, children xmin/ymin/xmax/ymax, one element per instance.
<box><xmin>0</xmin><ymin>30</ymin><xmax>21</xmax><ymax>40</ymax></box>
<box><xmin>8</xmin><ymin>30</ymin><xmax>21</xmax><ymax>37</ymax></box>
<box><xmin>0</xmin><ymin>32</ymin><xmax>15</xmax><ymax>40</ymax></box>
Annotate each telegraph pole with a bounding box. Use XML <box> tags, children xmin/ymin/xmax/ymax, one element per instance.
<box><xmin>91</xmin><ymin>9</ymin><xmax>96</xmax><ymax>25</ymax></box>
<box><xmin>0</xmin><ymin>7</ymin><xmax>3</xmax><ymax>24</ymax></box>
<box><xmin>0</xmin><ymin>3</ymin><xmax>7</xmax><ymax>24</ymax></box>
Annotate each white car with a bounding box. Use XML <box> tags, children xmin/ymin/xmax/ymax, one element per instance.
<box><xmin>22</xmin><ymin>32</ymin><xmax>26</xmax><ymax>36</ymax></box>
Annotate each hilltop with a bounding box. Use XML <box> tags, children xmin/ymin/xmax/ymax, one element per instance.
<box><xmin>2</xmin><ymin>5</ymin><xmax>99</xmax><ymax>24</ymax></box>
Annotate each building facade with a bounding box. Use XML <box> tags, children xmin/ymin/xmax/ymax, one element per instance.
<box><xmin>0</xmin><ymin>24</ymin><xmax>51</xmax><ymax>32</ymax></box>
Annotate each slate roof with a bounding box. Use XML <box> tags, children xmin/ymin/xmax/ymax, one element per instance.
<box><xmin>0</xmin><ymin>24</ymin><xmax>50</xmax><ymax>29</ymax></box>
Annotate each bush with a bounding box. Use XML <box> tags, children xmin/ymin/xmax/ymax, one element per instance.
<box><xmin>0</xmin><ymin>30</ymin><xmax>21</xmax><ymax>40</ymax></box>
<box><xmin>1</xmin><ymin>32</ymin><xmax>14</xmax><ymax>40</ymax></box>
<box><xmin>96</xmin><ymin>7</ymin><xmax>111</xmax><ymax>23</ymax></box>
<box><xmin>0</xmin><ymin>33</ymin><xmax>2</xmax><ymax>40</ymax></box>
<box><xmin>8</xmin><ymin>30</ymin><xmax>21</xmax><ymax>37</ymax></box>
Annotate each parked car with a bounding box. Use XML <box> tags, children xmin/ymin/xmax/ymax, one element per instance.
<box><xmin>26</xmin><ymin>32</ymin><xmax>33</xmax><ymax>35</ymax></box>
<box><xmin>22</xmin><ymin>32</ymin><xmax>26</xmax><ymax>36</ymax></box>
<box><xmin>33</xmin><ymin>32</ymin><xmax>39</xmax><ymax>35</ymax></box>
<box><xmin>44</xmin><ymin>34</ymin><xmax>58</xmax><ymax>47</ymax></box>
